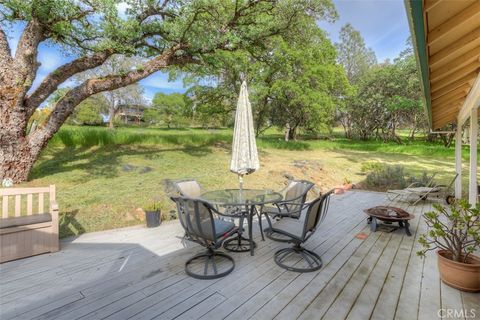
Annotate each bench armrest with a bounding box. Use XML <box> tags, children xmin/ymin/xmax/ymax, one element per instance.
<box><xmin>50</xmin><ymin>201</ymin><xmax>59</xmax><ymax>239</ymax></box>
<box><xmin>50</xmin><ymin>201</ymin><xmax>59</xmax><ymax>210</ymax></box>
<box><xmin>50</xmin><ymin>201</ymin><xmax>59</xmax><ymax>217</ymax></box>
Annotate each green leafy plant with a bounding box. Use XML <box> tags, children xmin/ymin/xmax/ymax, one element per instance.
<box><xmin>417</xmin><ymin>200</ymin><xmax>480</xmax><ymax>263</ymax></box>
<box><xmin>144</xmin><ymin>196</ymin><xmax>161</xmax><ymax>212</ymax></box>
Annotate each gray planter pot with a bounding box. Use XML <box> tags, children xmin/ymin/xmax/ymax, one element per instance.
<box><xmin>145</xmin><ymin>210</ymin><xmax>161</xmax><ymax>228</ymax></box>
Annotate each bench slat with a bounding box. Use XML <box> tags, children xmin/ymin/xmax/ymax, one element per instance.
<box><xmin>27</xmin><ymin>194</ymin><xmax>33</xmax><ymax>215</ymax></box>
<box><xmin>2</xmin><ymin>196</ymin><xmax>8</xmax><ymax>219</ymax></box>
<box><xmin>0</xmin><ymin>221</ymin><xmax>53</xmax><ymax>235</ymax></box>
<box><xmin>0</xmin><ymin>187</ymin><xmax>51</xmax><ymax>196</ymax></box>
<box><xmin>38</xmin><ymin>193</ymin><xmax>44</xmax><ymax>214</ymax></box>
<box><xmin>15</xmin><ymin>195</ymin><xmax>21</xmax><ymax>217</ymax></box>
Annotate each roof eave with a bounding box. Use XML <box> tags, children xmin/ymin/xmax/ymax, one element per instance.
<box><xmin>404</xmin><ymin>0</ymin><xmax>433</xmax><ymax>129</ymax></box>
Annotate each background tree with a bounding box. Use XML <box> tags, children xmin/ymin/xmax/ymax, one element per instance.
<box><xmin>348</xmin><ymin>51</ymin><xmax>427</xmax><ymax>142</ymax></box>
<box><xmin>335</xmin><ymin>23</ymin><xmax>376</xmax><ymax>138</ymax></box>
<box><xmin>67</xmin><ymin>96</ymin><xmax>105</xmax><ymax>126</ymax></box>
<box><xmin>185</xmin><ymin>85</ymin><xmax>235</xmax><ymax>128</ymax></box>
<box><xmin>148</xmin><ymin>92</ymin><xmax>189</xmax><ymax>128</ymax></box>
<box><xmin>0</xmin><ymin>0</ymin><xmax>336</xmax><ymax>182</ymax></box>
<box><xmin>268</xmin><ymin>34</ymin><xmax>349</xmax><ymax>140</ymax></box>
<box><xmin>336</xmin><ymin>24</ymin><xmax>376</xmax><ymax>83</ymax></box>
<box><xmin>185</xmin><ymin>27</ymin><xmax>349</xmax><ymax>139</ymax></box>
<box><xmin>76</xmin><ymin>55</ymin><xmax>146</xmax><ymax>129</ymax></box>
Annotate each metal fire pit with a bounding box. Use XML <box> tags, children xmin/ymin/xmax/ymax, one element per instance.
<box><xmin>364</xmin><ymin>206</ymin><xmax>415</xmax><ymax>236</ymax></box>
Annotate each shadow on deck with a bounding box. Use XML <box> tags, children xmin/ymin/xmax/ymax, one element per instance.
<box><xmin>0</xmin><ymin>191</ymin><xmax>477</xmax><ymax>320</ymax></box>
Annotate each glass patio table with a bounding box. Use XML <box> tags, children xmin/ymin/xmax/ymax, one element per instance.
<box><xmin>201</xmin><ymin>189</ymin><xmax>283</xmax><ymax>256</ymax></box>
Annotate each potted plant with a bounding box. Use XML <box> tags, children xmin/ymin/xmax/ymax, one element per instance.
<box><xmin>417</xmin><ymin>200</ymin><xmax>480</xmax><ymax>292</ymax></box>
<box><xmin>343</xmin><ymin>177</ymin><xmax>354</xmax><ymax>190</ymax></box>
<box><xmin>144</xmin><ymin>200</ymin><xmax>161</xmax><ymax>228</ymax></box>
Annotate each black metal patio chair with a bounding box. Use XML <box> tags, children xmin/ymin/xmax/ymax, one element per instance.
<box><xmin>258</xmin><ymin>180</ymin><xmax>315</xmax><ymax>240</ymax></box>
<box><xmin>265</xmin><ymin>190</ymin><xmax>333</xmax><ymax>273</ymax></box>
<box><xmin>171</xmin><ymin>196</ymin><xmax>238</xmax><ymax>279</ymax></box>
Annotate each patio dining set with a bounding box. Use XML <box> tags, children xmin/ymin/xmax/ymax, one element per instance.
<box><xmin>170</xmin><ymin>179</ymin><xmax>334</xmax><ymax>280</ymax></box>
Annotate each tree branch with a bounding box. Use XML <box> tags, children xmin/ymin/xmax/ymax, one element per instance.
<box><xmin>13</xmin><ymin>18</ymin><xmax>45</xmax><ymax>80</ymax></box>
<box><xmin>29</xmin><ymin>44</ymin><xmax>188</xmax><ymax>143</ymax></box>
<box><xmin>25</xmin><ymin>49</ymin><xmax>113</xmax><ymax>117</ymax></box>
<box><xmin>0</xmin><ymin>26</ymin><xmax>11</xmax><ymax>63</ymax></box>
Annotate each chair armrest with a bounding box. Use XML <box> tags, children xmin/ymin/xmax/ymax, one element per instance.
<box><xmin>273</xmin><ymin>192</ymin><xmax>306</xmax><ymax>206</ymax></box>
<box><xmin>406</xmin><ymin>182</ymin><xmax>423</xmax><ymax>188</ymax></box>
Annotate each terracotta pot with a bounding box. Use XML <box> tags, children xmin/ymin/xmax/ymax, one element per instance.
<box><xmin>343</xmin><ymin>183</ymin><xmax>353</xmax><ymax>190</ymax></box>
<box><xmin>437</xmin><ymin>250</ymin><xmax>480</xmax><ymax>292</ymax></box>
<box><xmin>334</xmin><ymin>187</ymin><xmax>345</xmax><ymax>194</ymax></box>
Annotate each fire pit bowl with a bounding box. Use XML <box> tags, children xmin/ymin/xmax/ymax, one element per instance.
<box><xmin>364</xmin><ymin>206</ymin><xmax>415</xmax><ymax>236</ymax></box>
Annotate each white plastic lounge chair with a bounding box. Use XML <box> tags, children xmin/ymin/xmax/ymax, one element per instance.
<box><xmin>387</xmin><ymin>173</ymin><xmax>457</xmax><ymax>206</ymax></box>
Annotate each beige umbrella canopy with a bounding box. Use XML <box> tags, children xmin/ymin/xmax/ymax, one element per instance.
<box><xmin>230</xmin><ymin>81</ymin><xmax>260</xmax><ymax>189</ymax></box>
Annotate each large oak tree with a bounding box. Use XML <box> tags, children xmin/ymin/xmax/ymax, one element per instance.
<box><xmin>0</xmin><ymin>0</ymin><xmax>335</xmax><ymax>182</ymax></box>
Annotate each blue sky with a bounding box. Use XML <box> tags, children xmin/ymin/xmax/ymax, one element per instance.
<box><xmin>5</xmin><ymin>0</ymin><xmax>410</xmax><ymax>102</ymax></box>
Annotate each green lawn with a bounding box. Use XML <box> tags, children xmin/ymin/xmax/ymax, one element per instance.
<box><xmin>20</xmin><ymin>125</ymin><xmax>476</xmax><ymax>238</ymax></box>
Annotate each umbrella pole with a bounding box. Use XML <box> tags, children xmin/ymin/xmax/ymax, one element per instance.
<box><xmin>238</xmin><ymin>174</ymin><xmax>244</xmax><ymax>191</ymax></box>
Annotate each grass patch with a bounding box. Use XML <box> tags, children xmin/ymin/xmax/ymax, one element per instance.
<box><xmin>19</xmin><ymin>125</ymin><xmax>472</xmax><ymax>238</ymax></box>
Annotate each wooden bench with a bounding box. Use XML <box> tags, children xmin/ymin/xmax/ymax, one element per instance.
<box><xmin>0</xmin><ymin>185</ymin><xmax>59</xmax><ymax>263</ymax></box>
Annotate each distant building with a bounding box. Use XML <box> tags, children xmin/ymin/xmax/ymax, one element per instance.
<box><xmin>116</xmin><ymin>104</ymin><xmax>147</xmax><ymax>124</ymax></box>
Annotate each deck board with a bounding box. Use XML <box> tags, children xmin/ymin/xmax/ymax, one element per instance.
<box><xmin>0</xmin><ymin>191</ymin><xmax>476</xmax><ymax>320</ymax></box>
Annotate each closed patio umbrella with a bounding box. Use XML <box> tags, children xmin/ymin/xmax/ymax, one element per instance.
<box><xmin>230</xmin><ymin>80</ymin><xmax>260</xmax><ymax>190</ymax></box>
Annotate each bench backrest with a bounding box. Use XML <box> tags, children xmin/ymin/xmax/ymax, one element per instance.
<box><xmin>0</xmin><ymin>185</ymin><xmax>56</xmax><ymax>219</ymax></box>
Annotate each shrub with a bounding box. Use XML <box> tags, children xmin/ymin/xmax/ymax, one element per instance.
<box><xmin>365</xmin><ymin>165</ymin><xmax>407</xmax><ymax>190</ymax></box>
<box><xmin>407</xmin><ymin>171</ymin><xmax>436</xmax><ymax>187</ymax></box>
<box><xmin>360</xmin><ymin>161</ymin><xmax>385</xmax><ymax>173</ymax></box>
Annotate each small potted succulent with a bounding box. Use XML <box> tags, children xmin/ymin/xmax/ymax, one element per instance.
<box><xmin>144</xmin><ymin>199</ymin><xmax>161</xmax><ymax>228</ymax></box>
<box><xmin>417</xmin><ymin>200</ymin><xmax>480</xmax><ymax>292</ymax></box>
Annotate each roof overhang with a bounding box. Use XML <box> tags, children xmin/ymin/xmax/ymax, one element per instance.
<box><xmin>404</xmin><ymin>0</ymin><xmax>480</xmax><ymax>129</ymax></box>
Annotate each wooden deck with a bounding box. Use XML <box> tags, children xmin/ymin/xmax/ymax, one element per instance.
<box><xmin>0</xmin><ymin>191</ymin><xmax>478</xmax><ymax>320</ymax></box>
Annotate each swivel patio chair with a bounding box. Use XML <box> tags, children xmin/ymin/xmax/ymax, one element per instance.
<box><xmin>173</xmin><ymin>179</ymin><xmax>243</xmax><ymax>218</ymax></box>
<box><xmin>259</xmin><ymin>180</ymin><xmax>315</xmax><ymax>241</ymax></box>
<box><xmin>171</xmin><ymin>196</ymin><xmax>238</xmax><ymax>279</ymax></box>
<box><xmin>265</xmin><ymin>190</ymin><xmax>333</xmax><ymax>272</ymax></box>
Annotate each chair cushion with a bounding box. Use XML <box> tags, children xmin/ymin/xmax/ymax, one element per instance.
<box><xmin>0</xmin><ymin>213</ymin><xmax>52</xmax><ymax>229</ymax></box>
<box><xmin>213</xmin><ymin>219</ymin><xmax>236</xmax><ymax>238</ymax></box>
<box><xmin>199</xmin><ymin>219</ymin><xmax>235</xmax><ymax>240</ymax></box>
<box><xmin>271</xmin><ymin>215</ymin><xmax>306</xmax><ymax>240</ymax></box>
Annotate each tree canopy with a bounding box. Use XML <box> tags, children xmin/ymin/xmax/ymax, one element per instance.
<box><xmin>1</xmin><ymin>0</ymin><xmax>337</xmax><ymax>182</ymax></box>
<box><xmin>146</xmin><ymin>92</ymin><xmax>189</xmax><ymax>127</ymax></box>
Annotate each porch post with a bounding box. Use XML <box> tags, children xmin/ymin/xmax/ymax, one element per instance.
<box><xmin>455</xmin><ymin>125</ymin><xmax>462</xmax><ymax>199</ymax></box>
<box><xmin>469</xmin><ymin>107</ymin><xmax>478</xmax><ymax>205</ymax></box>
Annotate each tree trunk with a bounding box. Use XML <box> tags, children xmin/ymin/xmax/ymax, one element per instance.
<box><xmin>1</xmin><ymin>38</ymin><xmax>182</xmax><ymax>183</ymax></box>
<box><xmin>284</xmin><ymin>122</ymin><xmax>290</xmax><ymax>142</ymax></box>
<box><xmin>0</xmin><ymin>139</ymin><xmax>39</xmax><ymax>182</ymax></box>
<box><xmin>1</xmin><ymin>97</ymin><xmax>51</xmax><ymax>182</ymax></box>
<box><xmin>289</xmin><ymin>126</ymin><xmax>297</xmax><ymax>141</ymax></box>
<box><xmin>108</xmin><ymin>107</ymin><xmax>115</xmax><ymax>129</ymax></box>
